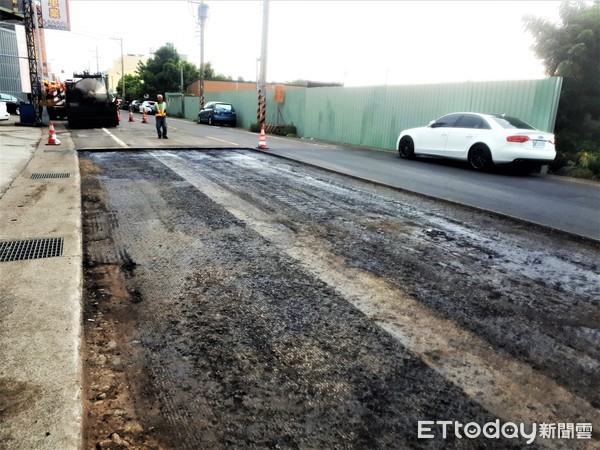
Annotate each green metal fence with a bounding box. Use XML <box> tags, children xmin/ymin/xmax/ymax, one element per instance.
<box><xmin>168</xmin><ymin>77</ymin><xmax>562</xmax><ymax>151</ymax></box>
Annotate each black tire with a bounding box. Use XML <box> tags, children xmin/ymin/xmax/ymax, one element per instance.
<box><xmin>398</xmin><ymin>136</ymin><xmax>415</xmax><ymax>159</ymax></box>
<box><xmin>468</xmin><ymin>145</ymin><xmax>493</xmax><ymax>170</ymax></box>
<box><xmin>208</xmin><ymin>116</ymin><xmax>213</xmax><ymax>126</ymax></box>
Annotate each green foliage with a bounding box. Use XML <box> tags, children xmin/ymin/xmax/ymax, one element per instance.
<box><xmin>275</xmin><ymin>124</ymin><xmax>298</xmax><ymax>137</ymax></box>
<box><xmin>136</xmin><ymin>45</ymin><xmax>235</xmax><ymax>99</ymax></box>
<box><xmin>286</xmin><ymin>79</ymin><xmax>309</xmax><ymax>86</ymax></box>
<box><xmin>524</xmin><ymin>0</ymin><xmax>600</xmax><ymax>178</ymax></box>
<box><xmin>554</xmin><ymin>147</ymin><xmax>600</xmax><ymax>180</ymax></box>
<box><xmin>250</xmin><ymin>123</ymin><xmax>298</xmax><ymax>136</ymax></box>
<box><xmin>201</xmin><ymin>61</ymin><xmax>233</xmax><ymax>81</ymax></box>
<box><xmin>136</xmin><ymin>43</ymin><xmax>200</xmax><ymax>98</ymax></box>
<box><xmin>116</xmin><ymin>74</ymin><xmax>144</xmax><ymax>102</ymax></box>
<box><xmin>181</xmin><ymin>60</ymin><xmax>200</xmax><ymax>91</ymax></box>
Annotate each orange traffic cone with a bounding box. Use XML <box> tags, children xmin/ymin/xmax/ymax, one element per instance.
<box><xmin>142</xmin><ymin>111</ymin><xmax>148</xmax><ymax>124</ymax></box>
<box><xmin>257</xmin><ymin>124</ymin><xmax>268</xmax><ymax>149</ymax></box>
<box><xmin>46</xmin><ymin>121</ymin><xmax>60</xmax><ymax>145</ymax></box>
<box><xmin>129</xmin><ymin>111</ymin><xmax>135</xmax><ymax>122</ymax></box>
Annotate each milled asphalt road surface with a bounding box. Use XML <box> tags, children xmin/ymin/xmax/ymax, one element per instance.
<box><xmin>0</xmin><ymin>118</ymin><xmax>82</xmax><ymax>449</ymax></box>
<box><xmin>1</xmin><ymin>116</ymin><xmax>599</xmax><ymax>448</ymax></box>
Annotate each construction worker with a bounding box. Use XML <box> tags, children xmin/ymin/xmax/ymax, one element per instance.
<box><xmin>154</xmin><ymin>94</ymin><xmax>168</xmax><ymax>139</ymax></box>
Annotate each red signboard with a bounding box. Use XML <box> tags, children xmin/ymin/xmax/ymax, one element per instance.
<box><xmin>274</xmin><ymin>85</ymin><xmax>284</xmax><ymax>103</ymax></box>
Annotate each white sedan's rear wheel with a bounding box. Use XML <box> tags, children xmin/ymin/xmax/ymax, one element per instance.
<box><xmin>468</xmin><ymin>145</ymin><xmax>493</xmax><ymax>170</ymax></box>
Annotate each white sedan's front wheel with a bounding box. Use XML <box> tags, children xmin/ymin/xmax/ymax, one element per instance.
<box><xmin>398</xmin><ymin>136</ymin><xmax>415</xmax><ymax>159</ymax></box>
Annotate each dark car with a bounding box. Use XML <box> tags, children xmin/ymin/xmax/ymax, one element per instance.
<box><xmin>197</xmin><ymin>101</ymin><xmax>236</xmax><ymax>126</ymax></box>
<box><xmin>0</xmin><ymin>93</ymin><xmax>24</xmax><ymax>115</ymax></box>
<box><xmin>130</xmin><ymin>100</ymin><xmax>142</xmax><ymax>112</ymax></box>
<box><xmin>130</xmin><ymin>100</ymin><xmax>143</xmax><ymax>112</ymax></box>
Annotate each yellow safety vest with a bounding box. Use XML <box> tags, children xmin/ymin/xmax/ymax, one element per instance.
<box><xmin>155</xmin><ymin>102</ymin><xmax>167</xmax><ymax>117</ymax></box>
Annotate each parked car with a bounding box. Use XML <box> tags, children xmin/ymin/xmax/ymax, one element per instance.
<box><xmin>0</xmin><ymin>101</ymin><xmax>10</xmax><ymax>120</ymax></box>
<box><xmin>197</xmin><ymin>101</ymin><xmax>236</xmax><ymax>126</ymax></box>
<box><xmin>396</xmin><ymin>112</ymin><xmax>556</xmax><ymax>171</ymax></box>
<box><xmin>0</xmin><ymin>93</ymin><xmax>24</xmax><ymax>115</ymax></box>
<box><xmin>139</xmin><ymin>101</ymin><xmax>156</xmax><ymax>115</ymax></box>
<box><xmin>130</xmin><ymin>100</ymin><xmax>142</xmax><ymax>112</ymax></box>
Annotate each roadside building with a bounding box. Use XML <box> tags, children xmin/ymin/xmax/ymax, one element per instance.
<box><xmin>106</xmin><ymin>54</ymin><xmax>147</xmax><ymax>94</ymax></box>
<box><xmin>0</xmin><ymin>23</ymin><xmax>25</xmax><ymax>101</ymax></box>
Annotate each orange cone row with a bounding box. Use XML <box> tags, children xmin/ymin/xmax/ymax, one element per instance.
<box><xmin>121</xmin><ymin>110</ymin><xmax>147</xmax><ymax>125</ymax></box>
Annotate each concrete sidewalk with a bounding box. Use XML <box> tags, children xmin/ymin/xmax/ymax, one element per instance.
<box><xmin>0</xmin><ymin>118</ymin><xmax>82</xmax><ymax>449</ymax></box>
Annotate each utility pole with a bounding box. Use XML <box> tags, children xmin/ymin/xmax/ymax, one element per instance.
<box><xmin>119</xmin><ymin>38</ymin><xmax>124</xmax><ymax>99</ymax></box>
<box><xmin>197</xmin><ymin>1</ymin><xmax>209</xmax><ymax>111</ymax></box>
<box><xmin>32</xmin><ymin>0</ymin><xmax>49</xmax><ymax>124</ymax></box>
<box><xmin>22</xmin><ymin>0</ymin><xmax>41</xmax><ymax>125</ymax></box>
<box><xmin>180</xmin><ymin>64</ymin><xmax>184</xmax><ymax>93</ymax></box>
<box><xmin>257</xmin><ymin>0</ymin><xmax>269</xmax><ymax>124</ymax></box>
<box><xmin>110</xmin><ymin>37</ymin><xmax>124</xmax><ymax>99</ymax></box>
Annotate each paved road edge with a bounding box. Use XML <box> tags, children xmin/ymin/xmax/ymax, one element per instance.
<box><xmin>251</xmin><ymin>147</ymin><xmax>600</xmax><ymax>246</ymax></box>
<box><xmin>0</xmin><ymin>122</ymin><xmax>83</xmax><ymax>450</ymax></box>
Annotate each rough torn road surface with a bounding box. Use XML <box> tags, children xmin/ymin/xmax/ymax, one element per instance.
<box><xmin>79</xmin><ymin>150</ymin><xmax>599</xmax><ymax>449</ymax></box>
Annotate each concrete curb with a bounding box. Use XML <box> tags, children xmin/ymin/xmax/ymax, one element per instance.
<box><xmin>0</xmin><ymin>121</ymin><xmax>83</xmax><ymax>449</ymax></box>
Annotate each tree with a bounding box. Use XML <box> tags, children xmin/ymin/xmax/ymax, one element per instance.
<box><xmin>524</xmin><ymin>0</ymin><xmax>600</xmax><ymax>176</ymax></box>
<box><xmin>180</xmin><ymin>60</ymin><xmax>200</xmax><ymax>92</ymax></box>
<box><xmin>201</xmin><ymin>61</ymin><xmax>233</xmax><ymax>81</ymax></box>
<box><xmin>137</xmin><ymin>43</ymin><xmax>200</xmax><ymax>97</ymax></box>
<box><xmin>116</xmin><ymin>74</ymin><xmax>144</xmax><ymax>102</ymax></box>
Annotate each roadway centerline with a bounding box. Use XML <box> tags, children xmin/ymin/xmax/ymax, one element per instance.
<box><xmin>206</xmin><ymin>136</ymin><xmax>240</xmax><ymax>146</ymax></box>
<box><xmin>102</xmin><ymin>128</ymin><xmax>128</xmax><ymax>148</ymax></box>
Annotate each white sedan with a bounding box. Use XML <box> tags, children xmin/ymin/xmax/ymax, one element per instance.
<box><xmin>139</xmin><ymin>100</ymin><xmax>156</xmax><ymax>115</ymax></box>
<box><xmin>396</xmin><ymin>112</ymin><xmax>556</xmax><ymax>171</ymax></box>
<box><xmin>0</xmin><ymin>102</ymin><xmax>9</xmax><ymax>121</ymax></box>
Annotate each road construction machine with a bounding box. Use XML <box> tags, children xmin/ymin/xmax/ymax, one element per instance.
<box><xmin>65</xmin><ymin>73</ymin><xmax>118</xmax><ymax>128</ymax></box>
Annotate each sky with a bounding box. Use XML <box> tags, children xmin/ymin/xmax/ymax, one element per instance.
<box><xmin>42</xmin><ymin>0</ymin><xmax>563</xmax><ymax>87</ymax></box>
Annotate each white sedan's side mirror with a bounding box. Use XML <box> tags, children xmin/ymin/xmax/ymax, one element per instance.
<box><xmin>428</xmin><ymin>120</ymin><xmax>436</xmax><ymax>127</ymax></box>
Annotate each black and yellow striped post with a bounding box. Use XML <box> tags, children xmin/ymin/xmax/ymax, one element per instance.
<box><xmin>257</xmin><ymin>89</ymin><xmax>266</xmax><ymax>124</ymax></box>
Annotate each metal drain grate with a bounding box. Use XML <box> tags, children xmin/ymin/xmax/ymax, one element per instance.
<box><xmin>31</xmin><ymin>172</ymin><xmax>70</xmax><ymax>179</ymax></box>
<box><xmin>0</xmin><ymin>238</ymin><xmax>64</xmax><ymax>262</ymax></box>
